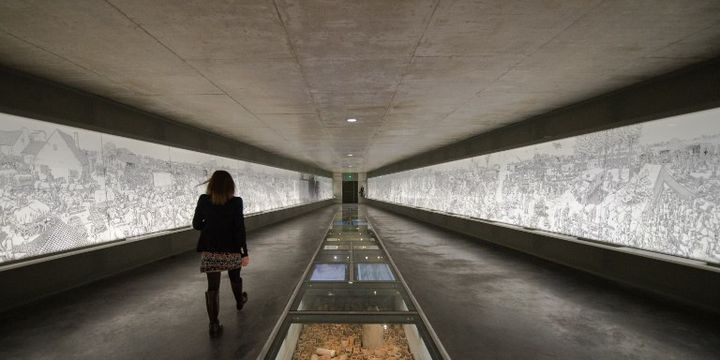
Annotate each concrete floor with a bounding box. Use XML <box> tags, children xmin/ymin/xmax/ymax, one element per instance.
<box><xmin>0</xmin><ymin>205</ymin><xmax>336</xmax><ymax>360</ymax></box>
<box><xmin>365</xmin><ymin>206</ymin><xmax>720</xmax><ymax>360</ymax></box>
<box><xmin>2</xmin><ymin>204</ymin><xmax>719</xmax><ymax>359</ymax></box>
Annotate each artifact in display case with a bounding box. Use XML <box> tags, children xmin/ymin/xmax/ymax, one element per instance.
<box><xmin>310</xmin><ymin>263</ymin><xmax>347</xmax><ymax>281</ymax></box>
<box><xmin>324</xmin><ymin>245</ymin><xmax>350</xmax><ymax>250</ymax></box>
<box><xmin>354</xmin><ymin>244</ymin><xmax>379</xmax><ymax>250</ymax></box>
<box><xmin>290</xmin><ymin>323</ymin><xmax>419</xmax><ymax>360</ymax></box>
<box><xmin>356</xmin><ymin>263</ymin><xmax>395</xmax><ymax>281</ymax></box>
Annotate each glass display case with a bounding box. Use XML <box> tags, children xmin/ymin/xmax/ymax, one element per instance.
<box><xmin>261</xmin><ymin>205</ymin><xmax>447</xmax><ymax>359</ymax></box>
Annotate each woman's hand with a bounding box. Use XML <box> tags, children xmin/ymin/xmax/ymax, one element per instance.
<box><xmin>241</xmin><ymin>256</ymin><xmax>250</xmax><ymax>267</ymax></box>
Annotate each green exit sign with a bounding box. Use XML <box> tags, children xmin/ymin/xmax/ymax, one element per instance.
<box><xmin>342</xmin><ymin>172</ymin><xmax>357</xmax><ymax>181</ymax></box>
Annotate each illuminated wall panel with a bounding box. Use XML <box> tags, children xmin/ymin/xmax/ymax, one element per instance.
<box><xmin>369</xmin><ymin>109</ymin><xmax>720</xmax><ymax>264</ymax></box>
<box><xmin>0</xmin><ymin>113</ymin><xmax>332</xmax><ymax>263</ymax></box>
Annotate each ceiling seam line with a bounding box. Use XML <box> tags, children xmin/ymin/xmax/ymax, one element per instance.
<box><xmin>365</xmin><ymin>0</ymin><xmax>442</xmax><ymax>167</ymax></box>
<box><xmin>271</xmin><ymin>0</ymin><xmax>336</xmax><ymax>171</ymax></box>
<box><xmin>0</xmin><ymin>27</ymin><xmax>140</xmax><ymax>97</ymax></box>
<box><xmin>370</xmin><ymin>0</ymin><xmax>609</xmax><ymax>174</ymax></box>
<box><xmin>102</xmin><ymin>0</ymin><xmax>317</xmax><ymax>166</ymax></box>
<box><xmin>427</xmin><ymin>0</ymin><xmax>609</xmax><ymax>133</ymax></box>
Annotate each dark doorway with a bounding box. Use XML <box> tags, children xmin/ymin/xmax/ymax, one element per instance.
<box><xmin>342</xmin><ymin>180</ymin><xmax>358</xmax><ymax>203</ymax></box>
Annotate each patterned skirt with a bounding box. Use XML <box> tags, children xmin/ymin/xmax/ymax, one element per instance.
<box><xmin>200</xmin><ymin>251</ymin><xmax>242</xmax><ymax>273</ymax></box>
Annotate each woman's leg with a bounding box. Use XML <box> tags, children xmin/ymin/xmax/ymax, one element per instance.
<box><xmin>228</xmin><ymin>268</ymin><xmax>247</xmax><ymax>310</ymax></box>
<box><xmin>207</xmin><ymin>271</ymin><xmax>221</xmax><ymax>291</ymax></box>
<box><xmin>205</xmin><ymin>271</ymin><xmax>223</xmax><ymax>336</ymax></box>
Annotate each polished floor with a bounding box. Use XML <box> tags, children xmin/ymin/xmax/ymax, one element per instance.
<box><xmin>0</xmin><ymin>206</ymin><xmax>336</xmax><ymax>360</ymax></box>
<box><xmin>1</xmin><ymin>204</ymin><xmax>719</xmax><ymax>359</ymax></box>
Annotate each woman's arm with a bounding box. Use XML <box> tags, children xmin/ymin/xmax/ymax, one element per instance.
<box><xmin>192</xmin><ymin>195</ymin><xmax>205</xmax><ymax>230</ymax></box>
<box><xmin>235</xmin><ymin>198</ymin><xmax>248</xmax><ymax>257</ymax></box>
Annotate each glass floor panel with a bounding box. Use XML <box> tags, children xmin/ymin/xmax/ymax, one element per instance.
<box><xmin>333</xmin><ymin>225</ymin><xmax>371</xmax><ymax>232</ymax></box>
<box><xmin>336</xmin><ymin>233</ymin><xmax>375</xmax><ymax>241</ymax></box>
<box><xmin>354</xmin><ymin>250</ymin><xmax>387</xmax><ymax>263</ymax></box>
<box><xmin>323</xmin><ymin>244</ymin><xmax>350</xmax><ymax>250</ymax></box>
<box><xmin>334</xmin><ymin>219</ymin><xmax>369</xmax><ymax>226</ymax></box>
<box><xmin>327</xmin><ymin>229</ymin><xmax>375</xmax><ymax>237</ymax></box>
<box><xmin>353</xmin><ymin>244</ymin><xmax>380</xmax><ymax>250</ymax></box>
<box><xmin>294</xmin><ymin>287</ymin><xmax>412</xmax><ymax>312</ymax></box>
<box><xmin>315</xmin><ymin>251</ymin><xmax>352</xmax><ymax>263</ymax></box>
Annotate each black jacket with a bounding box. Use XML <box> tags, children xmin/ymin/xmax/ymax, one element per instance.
<box><xmin>192</xmin><ymin>194</ymin><xmax>248</xmax><ymax>256</ymax></box>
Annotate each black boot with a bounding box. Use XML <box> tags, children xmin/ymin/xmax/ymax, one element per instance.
<box><xmin>205</xmin><ymin>290</ymin><xmax>223</xmax><ymax>337</ymax></box>
<box><xmin>230</xmin><ymin>279</ymin><xmax>248</xmax><ymax>310</ymax></box>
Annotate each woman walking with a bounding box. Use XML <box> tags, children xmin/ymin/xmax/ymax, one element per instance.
<box><xmin>192</xmin><ymin>170</ymin><xmax>250</xmax><ymax>337</ymax></box>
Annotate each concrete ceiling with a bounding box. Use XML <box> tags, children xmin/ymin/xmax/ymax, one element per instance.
<box><xmin>0</xmin><ymin>1</ymin><xmax>719</xmax><ymax>173</ymax></box>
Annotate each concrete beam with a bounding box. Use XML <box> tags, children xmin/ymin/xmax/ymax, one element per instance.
<box><xmin>0</xmin><ymin>66</ymin><xmax>331</xmax><ymax>177</ymax></box>
<box><xmin>369</xmin><ymin>58</ymin><xmax>720</xmax><ymax>177</ymax></box>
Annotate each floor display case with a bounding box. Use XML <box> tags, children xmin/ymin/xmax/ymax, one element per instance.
<box><xmin>260</xmin><ymin>205</ymin><xmax>446</xmax><ymax>359</ymax></box>
<box><xmin>290</xmin><ymin>323</ymin><xmax>418</xmax><ymax>360</ymax></box>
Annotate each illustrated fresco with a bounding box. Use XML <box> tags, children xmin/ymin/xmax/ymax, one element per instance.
<box><xmin>0</xmin><ymin>113</ymin><xmax>332</xmax><ymax>263</ymax></box>
<box><xmin>369</xmin><ymin>108</ymin><xmax>720</xmax><ymax>264</ymax></box>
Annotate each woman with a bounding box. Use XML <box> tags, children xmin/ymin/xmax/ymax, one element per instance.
<box><xmin>192</xmin><ymin>170</ymin><xmax>250</xmax><ymax>337</ymax></box>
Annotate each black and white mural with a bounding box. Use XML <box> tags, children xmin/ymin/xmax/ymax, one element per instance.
<box><xmin>0</xmin><ymin>113</ymin><xmax>332</xmax><ymax>264</ymax></box>
<box><xmin>368</xmin><ymin>108</ymin><xmax>720</xmax><ymax>264</ymax></box>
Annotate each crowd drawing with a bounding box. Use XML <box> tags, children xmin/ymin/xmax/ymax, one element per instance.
<box><xmin>0</xmin><ymin>113</ymin><xmax>332</xmax><ymax>264</ymax></box>
<box><xmin>369</xmin><ymin>108</ymin><xmax>720</xmax><ymax>264</ymax></box>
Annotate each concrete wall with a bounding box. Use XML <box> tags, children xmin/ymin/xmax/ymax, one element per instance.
<box><xmin>369</xmin><ymin>58</ymin><xmax>720</xmax><ymax>177</ymax></box>
<box><xmin>0</xmin><ymin>66</ymin><xmax>330</xmax><ymax>177</ymax></box>
<box><xmin>0</xmin><ymin>200</ymin><xmax>334</xmax><ymax>313</ymax></box>
<box><xmin>363</xmin><ymin>58</ymin><xmax>720</xmax><ymax>313</ymax></box>
<box><xmin>366</xmin><ymin>199</ymin><xmax>720</xmax><ymax>314</ymax></box>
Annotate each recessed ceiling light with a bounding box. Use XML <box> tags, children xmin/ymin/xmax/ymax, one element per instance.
<box><xmin>346</xmin><ymin>118</ymin><xmax>357</xmax><ymax>123</ymax></box>
<box><xmin>347</xmin><ymin>154</ymin><xmax>353</xmax><ymax>157</ymax></box>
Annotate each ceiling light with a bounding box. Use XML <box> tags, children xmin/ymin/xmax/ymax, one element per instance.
<box><xmin>347</xmin><ymin>154</ymin><xmax>353</xmax><ymax>157</ymax></box>
<box><xmin>346</xmin><ymin>118</ymin><xmax>357</xmax><ymax>123</ymax></box>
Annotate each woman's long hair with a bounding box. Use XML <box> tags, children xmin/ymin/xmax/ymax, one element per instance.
<box><xmin>206</xmin><ymin>170</ymin><xmax>235</xmax><ymax>205</ymax></box>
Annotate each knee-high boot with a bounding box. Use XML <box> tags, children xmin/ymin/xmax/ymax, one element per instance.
<box><xmin>230</xmin><ymin>279</ymin><xmax>248</xmax><ymax>310</ymax></box>
<box><xmin>205</xmin><ymin>290</ymin><xmax>223</xmax><ymax>337</ymax></box>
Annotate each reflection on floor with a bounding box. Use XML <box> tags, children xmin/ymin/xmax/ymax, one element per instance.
<box><xmin>366</xmin><ymin>205</ymin><xmax>720</xmax><ymax>359</ymax></box>
<box><xmin>292</xmin><ymin>323</ymin><xmax>414</xmax><ymax>360</ymax></box>
<box><xmin>0</xmin><ymin>206</ymin><xmax>338</xmax><ymax>360</ymax></box>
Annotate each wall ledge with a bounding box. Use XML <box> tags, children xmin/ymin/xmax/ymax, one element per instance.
<box><xmin>365</xmin><ymin>198</ymin><xmax>720</xmax><ymax>315</ymax></box>
<box><xmin>0</xmin><ymin>199</ymin><xmax>334</xmax><ymax>313</ymax></box>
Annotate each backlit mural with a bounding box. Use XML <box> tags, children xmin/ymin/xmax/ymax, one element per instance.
<box><xmin>0</xmin><ymin>113</ymin><xmax>332</xmax><ymax>264</ymax></box>
<box><xmin>369</xmin><ymin>108</ymin><xmax>720</xmax><ymax>264</ymax></box>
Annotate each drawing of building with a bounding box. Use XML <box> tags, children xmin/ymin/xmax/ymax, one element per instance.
<box><xmin>0</xmin><ymin>128</ymin><xmax>30</xmax><ymax>156</ymax></box>
<box><xmin>22</xmin><ymin>130</ymin><xmax>87</xmax><ymax>180</ymax></box>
